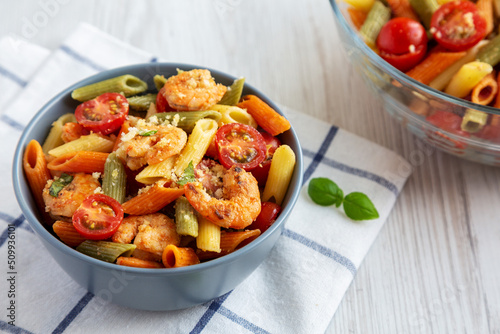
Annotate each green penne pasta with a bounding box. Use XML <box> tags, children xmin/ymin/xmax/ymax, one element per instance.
<box><xmin>359</xmin><ymin>1</ymin><xmax>391</xmax><ymax>48</ymax></box>
<box><xmin>153</xmin><ymin>74</ymin><xmax>167</xmax><ymax>91</ymax></box>
<box><xmin>409</xmin><ymin>0</ymin><xmax>438</xmax><ymax>29</ymax></box>
<box><xmin>461</xmin><ymin>109</ymin><xmax>488</xmax><ymax>133</ymax></box>
<box><xmin>127</xmin><ymin>93</ymin><xmax>157</xmax><ymax>111</ymax></box>
<box><xmin>150</xmin><ymin>110</ymin><xmax>222</xmax><ymax>132</ymax></box>
<box><xmin>42</xmin><ymin>113</ymin><xmax>76</xmax><ymax>154</ymax></box>
<box><xmin>218</xmin><ymin>77</ymin><xmax>245</xmax><ymax>106</ymax></box>
<box><xmin>71</xmin><ymin>74</ymin><xmax>148</xmax><ymax>101</ymax></box>
<box><xmin>102</xmin><ymin>152</ymin><xmax>127</xmax><ymax>204</ymax></box>
<box><xmin>175</xmin><ymin>196</ymin><xmax>199</xmax><ymax>237</ymax></box>
<box><xmin>48</xmin><ymin>133</ymin><xmax>114</xmax><ymax>157</ymax></box>
<box><xmin>76</xmin><ymin>240</ymin><xmax>136</xmax><ymax>263</ymax></box>
<box><xmin>477</xmin><ymin>35</ymin><xmax>500</xmax><ymax>67</ymax></box>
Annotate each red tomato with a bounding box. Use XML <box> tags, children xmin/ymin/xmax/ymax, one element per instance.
<box><xmin>215</xmin><ymin>123</ymin><xmax>267</xmax><ymax>171</ymax></box>
<box><xmin>72</xmin><ymin>194</ymin><xmax>124</xmax><ymax>240</ymax></box>
<box><xmin>426</xmin><ymin>110</ymin><xmax>470</xmax><ymax>137</ymax></box>
<box><xmin>156</xmin><ymin>86</ymin><xmax>176</xmax><ymax>113</ymax></box>
<box><xmin>251</xmin><ymin>131</ymin><xmax>281</xmax><ymax>186</ymax></box>
<box><xmin>248</xmin><ymin>202</ymin><xmax>281</xmax><ymax>233</ymax></box>
<box><xmin>430</xmin><ymin>1</ymin><xmax>487</xmax><ymax>52</ymax></box>
<box><xmin>376</xmin><ymin>17</ymin><xmax>428</xmax><ymax>72</ymax></box>
<box><xmin>75</xmin><ymin>93</ymin><xmax>128</xmax><ymax>135</ymax></box>
<box><xmin>477</xmin><ymin>125</ymin><xmax>500</xmax><ymax>143</ymax></box>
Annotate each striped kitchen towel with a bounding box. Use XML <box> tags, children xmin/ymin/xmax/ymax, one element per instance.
<box><xmin>0</xmin><ymin>23</ymin><xmax>411</xmax><ymax>334</ymax></box>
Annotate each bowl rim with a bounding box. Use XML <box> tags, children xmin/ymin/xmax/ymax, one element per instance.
<box><xmin>12</xmin><ymin>62</ymin><xmax>304</xmax><ymax>277</ymax></box>
<box><xmin>329</xmin><ymin>0</ymin><xmax>500</xmax><ymax>117</ymax></box>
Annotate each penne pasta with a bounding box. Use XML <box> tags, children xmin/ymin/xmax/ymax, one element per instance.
<box><xmin>196</xmin><ymin>216</ymin><xmax>221</xmax><ymax>253</ymax></box>
<box><xmin>405</xmin><ymin>51</ymin><xmax>466</xmax><ymax>85</ymax></box>
<box><xmin>71</xmin><ymin>74</ymin><xmax>148</xmax><ymax>101</ymax></box>
<box><xmin>175</xmin><ymin>196</ymin><xmax>199</xmax><ymax>237</ymax></box>
<box><xmin>47</xmin><ymin>151</ymin><xmax>109</xmax><ymax>174</ymax></box>
<box><xmin>127</xmin><ymin>93</ymin><xmax>157</xmax><ymax>112</ymax></box>
<box><xmin>162</xmin><ymin>244</ymin><xmax>200</xmax><ymax>268</ymax></box>
<box><xmin>209</xmin><ymin>104</ymin><xmax>258</xmax><ymax>128</ymax></box>
<box><xmin>477</xmin><ymin>0</ymin><xmax>494</xmax><ymax>36</ymax></box>
<box><xmin>116</xmin><ymin>256</ymin><xmax>164</xmax><ymax>268</ymax></box>
<box><xmin>471</xmin><ymin>72</ymin><xmax>498</xmax><ymax>106</ymax></box>
<box><xmin>262</xmin><ymin>145</ymin><xmax>296</xmax><ymax>205</ymax></box>
<box><xmin>102</xmin><ymin>152</ymin><xmax>127</xmax><ymax>204</ymax></box>
<box><xmin>218</xmin><ymin>77</ymin><xmax>245</xmax><ymax>106</ymax></box>
<box><xmin>121</xmin><ymin>182</ymin><xmax>185</xmax><ymax>215</ymax></box>
<box><xmin>347</xmin><ymin>7</ymin><xmax>368</xmax><ymax>30</ymax></box>
<box><xmin>359</xmin><ymin>1</ymin><xmax>391</xmax><ymax>48</ymax></box>
<box><xmin>445</xmin><ymin>61</ymin><xmax>493</xmax><ymax>98</ymax></box>
<box><xmin>409</xmin><ymin>0</ymin><xmax>439</xmax><ymax>29</ymax></box>
<box><xmin>461</xmin><ymin>109</ymin><xmax>489</xmax><ymax>133</ymax></box>
<box><xmin>151</xmin><ymin>110</ymin><xmax>221</xmax><ymax>133</ymax></box>
<box><xmin>343</xmin><ymin>0</ymin><xmax>375</xmax><ymax>11</ymax></box>
<box><xmin>42</xmin><ymin>113</ymin><xmax>76</xmax><ymax>154</ymax></box>
<box><xmin>135</xmin><ymin>155</ymin><xmax>177</xmax><ymax>185</ymax></box>
<box><xmin>237</xmin><ymin>95</ymin><xmax>290</xmax><ymax>136</ymax></box>
<box><xmin>23</xmin><ymin>140</ymin><xmax>52</xmax><ymax>223</ymax></box>
<box><xmin>52</xmin><ymin>221</ymin><xmax>86</xmax><ymax>247</ymax></box>
<box><xmin>76</xmin><ymin>240</ymin><xmax>136</xmax><ymax>263</ymax></box>
<box><xmin>173</xmin><ymin>118</ymin><xmax>218</xmax><ymax>177</ymax></box>
<box><xmin>386</xmin><ymin>0</ymin><xmax>419</xmax><ymax>20</ymax></box>
<box><xmin>48</xmin><ymin>133</ymin><xmax>115</xmax><ymax>158</ymax></box>
<box><xmin>197</xmin><ymin>230</ymin><xmax>261</xmax><ymax>261</ymax></box>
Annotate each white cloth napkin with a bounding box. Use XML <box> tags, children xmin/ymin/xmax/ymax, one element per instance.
<box><xmin>0</xmin><ymin>23</ymin><xmax>412</xmax><ymax>334</ymax></box>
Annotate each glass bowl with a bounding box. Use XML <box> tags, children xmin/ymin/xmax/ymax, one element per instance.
<box><xmin>329</xmin><ymin>0</ymin><xmax>500</xmax><ymax>166</ymax></box>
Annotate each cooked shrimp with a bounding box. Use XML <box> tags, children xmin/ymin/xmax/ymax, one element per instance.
<box><xmin>112</xmin><ymin>213</ymin><xmax>180</xmax><ymax>257</ymax></box>
<box><xmin>184</xmin><ymin>166</ymin><xmax>261</xmax><ymax>229</ymax></box>
<box><xmin>163</xmin><ymin>69</ymin><xmax>227</xmax><ymax>111</ymax></box>
<box><xmin>116</xmin><ymin>123</ymin><xmax>187</xmax><ymax>170</ymax></box>
<box><xmin>42</xmin><ymin>173</ymin><xmax>100</xmax><ymax>222</ymax></box>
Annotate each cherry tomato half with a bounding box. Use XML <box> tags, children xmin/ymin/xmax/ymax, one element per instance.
<box><xmin>215</xmin><ymin>123</ymin><xmax>267</xmax><ymax>171</ymax></box>
<box><xmin>72</xmin><ymin>194</ymin><xmax>124</xmax><ymax>240</ymax></box>
<box><xmin>376</xmin><ymin>17</ymin><xmax>428</xmax><ymax>72</ymax></box>
<box><xmin>426</xmin><ymin>110</ymin><xmax>470</xmax><ymax>137</ymax></box>
<box><xmin>430</xmin><ymin>1</ymin><xmax>487</xmax><ymax>52</ymax></box>
<box><xmin>75</xmin><ymin>93</ymin><xmax>129</xmax><ymax>135</ymax></box>
<box><xmin>250</xmin><ymin>130</ymin><xmax>281</xmax><ymax>186</ymax></box>
<box><xmin>248</xmin><ymin>202</ymin><xmax>281</xmax><ymax>233</ymax></box>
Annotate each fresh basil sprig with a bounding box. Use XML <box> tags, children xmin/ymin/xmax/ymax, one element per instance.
<box><xmin>177</xmin><ymin>161</ymin><xmax>197</xmax><ymax>186</ymax></box>
<box><xmin>139</xmin><ymin>129</ymin><xmax>158</xmax><ymax>136</ymax></box>
<box><xmin>49</xmin><ymin>173</ymin><xmax>74</xmax><ymax>197</ymax></box>
<box><xmin>307</xmin><ymin>177</ymin><xmax>379</xmax><ymax>221</ymax></box>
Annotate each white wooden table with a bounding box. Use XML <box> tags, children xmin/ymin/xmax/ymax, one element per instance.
<box><xmin>2</xmin><ymin>0</ymin><xmax>499</xmax><ymax>333</ymax></box>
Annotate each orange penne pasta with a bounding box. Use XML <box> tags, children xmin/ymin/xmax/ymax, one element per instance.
<box><xmin>347</xmin><ymin>7</ymin><xmax>368</xmax><ymax>30</ymax></box>
<box><xmin>471</xmin><ymin>72</ymin><xmax>498</xmax><ymax>105</ymax></box>
<box><xmin>237</xmin><ymin>95</ymin><xmax>290</xmax><ymax>136</ymax></box>
<box><xmin>23</xmin><ymin>140</ymin><xmax>52</xmax><ymax>223</ymax></box>
<box><xmin>116</xmin><ymin>256</ymin><xmax>164</xmax><ymax>268</ymax></box>
<box><xmin>52</xmin><ymin>220</ymin><xmax>86</xmax><ymax>247</ymax></box>
<box><xmin>47</xmin><ymin>151</ymin><xmax>109</xmax><ymax>173</ymax></box>
<box><xmin>197</xmin><ymin>229</ymin><xmax>261</xmax><ymax>261</ymax></box>
<box><xmin>122</xmin><ymin>182</ymin><xmax>184</xmax><ymax>215</ymax></box>
<box><xmin>162</xmin><ymin>244</ymin><xmax>200</xmax><ymax>268</ymax></box>
<box><xmin>494</xmin><ymin>72</ymin><xmax>500</xmax><ymax>109</ymax></box>
<box><xmin>405</xmin><ymin>51</ymin><xmax>466</xmax><ymax>85</ymax></box>
<box><xmin>477</xmin><ymin>0</ymin><xmax>494</xmax><ymax>35</ymax></box>
<box><xmin>386</xmin><ymin>0</ymin><xmax>419</xmax><ymax>20</ymax></box>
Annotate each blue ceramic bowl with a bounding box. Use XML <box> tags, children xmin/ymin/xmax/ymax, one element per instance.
<box><xmin>12</xmin><ymin>63</ymin><xmax>303</xmax><ymax>311</ymax></box>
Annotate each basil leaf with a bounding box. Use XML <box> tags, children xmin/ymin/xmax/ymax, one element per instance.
<box><xmin>177</xmin><ymin>161</ymin><xmax>197</xmax><ymax>186</ymax></box>
<box><xmin>49</xmin><ymin>173</ymin><xmax>74</xmax><ymax>197</ymax></box>
<box><xmin>307</xmin><ymin>177</ymin><xmax>344</xmax><ymax>207</ymax></box>
<box><xmin>343</xmin><ymin>192</ymin><xmax>379</xmax><ymax>221</ymax></box>
<box><xmin>139</xmin><ymin>129</ymin><xmax>158</xmax><ymax>136</ymax></box>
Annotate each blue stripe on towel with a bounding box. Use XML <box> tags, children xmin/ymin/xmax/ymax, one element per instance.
<box><xmin>190</xmin><ymin>292</ymin><xmax>231</xmax><ymax>334</ymax></box>
<box><xmin>217</xmin><ymin>305</ymin><xmax>271</xmax><ymax>334</ymax></box>
<box><xmin>0</xmin><ymin>114</ymin><xmax>25</xmax><ymax>131</ymax></box>
<box><xmin>59</xmin><ymin>45</ymin><xmax>106</xmax><ymax>72</ymax></box>
<box><xmin>150</xmin><ymin>57</ymin><xmax>158</xmax><ymax>63</ymax></box>
<box><xmin>283</xmin><ymin>228</ymin><xmax>357</xmax><ymax>275</ymax></box>
<box><xmin>51</xmin><ymin>292</ymin><xmax>94</xmax><ymax>334</ymax></box>
<box><xmin>0</xmin><ymin>321</ymin><xmax>34</xmax><ymax>334</ymax></box>
<box><xmin>303</xmin><ymin>125</ymin><xmax>338</xmax><ymax>184</ymax></box>
<box><xmin>0</xmin><ymin>65</ymin><xmax>27</xmax><ymax>87</ymax></box>
<box><xmin>0</xmin><ymin>215</ymin><xmax>27</xmax><ymax>248</ymax></box>
<box><xmin>303</xmin><ymin>149</ymin><xmax>399</xmax><ymax>196</ymax></box>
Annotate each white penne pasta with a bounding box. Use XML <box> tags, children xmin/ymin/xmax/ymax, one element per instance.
<box><xmin>429</xmin><ymin>41</ymin><xmax>488</xmax><ymax>91</ymax></box>
<box><xmin>42</xmin><ymin>113</ymin><xmax>77</xmax><ymax>154</ymax></box>
<box><xmin>136</xmin><ymin>155</ymin><xmax>177</xmax><ymax>184</ymax></box>
<box><xmin>262</xmin><ymin>145</ymin><xmax>296</xmax><ymax>205</ymax></box>
<box><xmin>209</xmin><ymin>104</ymin><xmax>258</xmax><ymax>128</ymax></box>
<box><xmin>173</xmin><ymin>118</ymin><xmax>218</xmax><ymax>177</ymax></box>
<box><xmin>196</xmin><ymin>216</ymin><xmax>221</xmax><ymax>253</ymax></box>
<box><xmin>444</xmin><ymin>61</ymin><xmax>493</xmax><ymax>98</ymax></box>
<box><xmin>48</xmin><ymin>133</ymin><xmax>115</xmax><ymax>158</ymax></box>
<box><xmin>343</xmin><ymin>0</ymin><xmax>374</xmax><ymax>11</ymax></box>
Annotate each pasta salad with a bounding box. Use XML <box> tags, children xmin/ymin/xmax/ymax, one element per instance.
<box><xmin>23</xmin><ymin>68</ymin><xmax>296</xmax><ymax>269</ymax></box>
